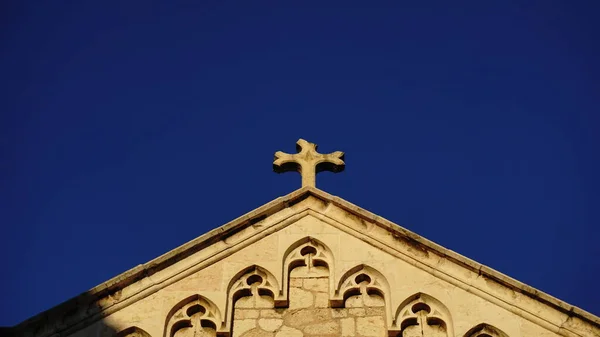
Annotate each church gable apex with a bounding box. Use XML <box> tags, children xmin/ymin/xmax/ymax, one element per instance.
<box><xmin>8</xmin><ymin>139</ymin><xmax>600</xmax><ymax>337</ymax></box>
<box><xmin>11</xmin><ymin>187</ymin><xmax>600</xmax><ymax>337</ymax></box>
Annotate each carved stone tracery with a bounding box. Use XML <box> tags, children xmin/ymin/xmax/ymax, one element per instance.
<box><xmin>333</xmin><ymin>265</ymin><xmax>389</xmax><ymax>306</ymax></box>
<box><xmin>224</xmin><ymin>265</ymin><xmax>282</xmax><ymax>335</ymax></box>
<box><xmin>392</xmin><ymin>293</ymin><xmax>453</xmax><ymax>337</ymax></box>
<box><xmin>228</xmin><ymin>265</ymin><xmax>280</xmax><ymax>305</ymax></box>
<box><xmin>282</xmin><ymin>237</ymin><xmax>334</xmax><ymax>303</ymax></box>
<box><xmin>164</xmin><ymin>295</ymin><xmax>222</xmax><ymax>337</ymax></box>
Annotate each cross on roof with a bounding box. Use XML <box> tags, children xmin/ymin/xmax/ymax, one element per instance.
<box><xmin>273</xmin><ymin>139</ymin><xmax>345</xmax><ymax>188</ymax></box>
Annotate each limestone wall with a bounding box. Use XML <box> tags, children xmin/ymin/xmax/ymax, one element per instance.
<box><xmin>230</xmin><ymin>268</ymin><xmax>386</xmax><ymax>337</ymax></box>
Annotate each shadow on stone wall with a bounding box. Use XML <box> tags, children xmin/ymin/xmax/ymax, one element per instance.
<box><xmin>0</xmin><ymin>288</ymin><xmax>120</xmax><ymax>337</ymax></box>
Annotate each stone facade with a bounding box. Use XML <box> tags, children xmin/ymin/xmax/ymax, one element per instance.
<box><xmin>7</xmin><ymin>188</ymin><xmax>600</xmax><ymax>337</ymax></box>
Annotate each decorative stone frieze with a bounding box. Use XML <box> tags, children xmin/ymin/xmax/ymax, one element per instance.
<box><xmin>154</xmin><ymin>239</ymin><xmax>514</xmax><ymax>337</ymax></box>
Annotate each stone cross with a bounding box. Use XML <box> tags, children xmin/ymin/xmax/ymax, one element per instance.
<box><xmin>273</xmin><ymin>139</ymin><xmax>345</xmax><ymax>188</ymax></box>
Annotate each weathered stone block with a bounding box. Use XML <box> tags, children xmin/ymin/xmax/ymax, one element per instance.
<box><xmin>302</xmin><ymin>278</ymin><xmax>328</xmax><ymax>292</ymax></box>
<box><xmin>356</xmin><ymin>316</ymin><xmax>385</xmax><ymax>337</ymax></box>
<box><xmin>255</xmin><ymin>296</ymin><xmax>275</xmax><ymax>309</ymax></box>
<box><xmin>233</xmin><ymin>319</ymin><xmax>256</xmax><ymax>336</ymax></box>
<box><xmin>303</xmin><ymin>321</ymin><xmax>339</xmax><ymax>335</ymax></box>
<box><xmin>313</xmin><ymin>308</ymin><xmax>332</xmax><ymax>322</ymax></box>
<box><xmin>261</xmin><ymin>309</ymin><xmax>284</xmax><ymax>318</ymax></box>
<box><xmin>288</xmin><ymin>288</ymin><xmax>313</xmax><ymax>309</ymax></box>
<box><xmin>236</xmin><ymin>309</ymin><xmax>260</xmax><ymax>319</ymax></box>
<box><xmin>331</xmin><ymin>308</ymin><xmax>348</xmax><ymax>318</ymax></box>
<box><xmin>365</xmin><ymin>307</ymin><xmax>385</xmax><ymax>316</ymax></box>
<box><xmin>258</xmin><ymin>319</ymin><xmax>283</xmax><ymax>332</ymax></box>
<box><xmin>349</xmin><ymin>308</ymin><xmax>365</xmax><ymax>317</ymax></box>
<box><xmin>289</xmin><ymin>278</ymin><xmax>303</xmax><ymax>287</ymax></box>
<box><xmin>275</xmin><ymin>326</ymin><xmax>303</xmax><ymax>337</ymax></box>
<box><xmin>341</xmin><ymin>317</ymin><xmax>355</xmax><ymax>336</ymax></box>
<box><xmin>314</xmin><ymin>292</ymin><xmax>329</xmax><ymax>308</ymax></box>
<box><xmin>240</xmin><ymin>328</ymin><xmax>275</xmax><ymax>337</ymax></box>
<box><xmin>284</xmin><ymin>310</ymin><xmax>317</xmax><ymax>327</ymax></box>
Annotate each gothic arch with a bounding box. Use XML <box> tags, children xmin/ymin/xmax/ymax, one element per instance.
<box><xmin>392</xmin><ymin>292</ymin><xmax>454</xmax><ymax>337</ymax></box>
<box><xmin>223</xmin><ymin>265</ymin><xmax>282</xmax><ymax>334</ymax></box>
<box><xmin>332</xmin><ymin>264</ymin><xmax>393</xmax><ymax>325</ymax></box>
<box><xmin>163</xmin><ymin>294</ymin><xmax>222</xmax><ymax>337</ymax></box>
<box><xmin>117</xmin><ymin>327</ymin><xmax>152</xmax><ymax>337</ymax></box>
<box><xmin>464</xmin><ymin>323</ymin><xmax>509</xmax><ymax>337</ymax></box>
<box><xmin>282</xmin><ymin>236</ymin><xmax>334</xmax><ymax>303</ymax></box>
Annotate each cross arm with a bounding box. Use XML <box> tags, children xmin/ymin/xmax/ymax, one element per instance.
<box><xmin>316</xmin><ymin>151</ymin><xmax>345</xmax><ymax>173</ymax></box>
<box><xmin>273</xmin><ymin>151</ymin><xmax>299</xmax><ymax>173</ymax></box>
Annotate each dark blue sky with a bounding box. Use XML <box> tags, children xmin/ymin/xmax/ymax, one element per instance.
<box><xmin>1</xmin><ymin>1</ymin><xmax>599</xmax><ymax>326</ymax></box>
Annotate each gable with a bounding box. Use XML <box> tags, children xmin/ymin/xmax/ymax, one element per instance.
<box><xmin>10</xmin><ymin>188</ymin><xmax>600</xmax><ymax>337</ymax></box>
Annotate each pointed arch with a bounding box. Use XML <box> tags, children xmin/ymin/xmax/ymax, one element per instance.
<box><xmin>117</xmin><ymin>327</ymin><xmax>152</xmax><ymax>337</ymax></box>
<box><xmin>464</xmin><ymin>323</ymin><xmax>509</xmax><ymax>337</ymax></box>
<box><xmin>334</xmin><ymin>264</ymin><xmax>390</xmax><ymax>306</ymax></box>
<box><xmin>282</xmin><ymin>236</ymin><xmax>334</xmax><ymax>304</ymax></box>
<box><xmin>163</xmin><ymin>294</ymin><xmax>222</xmax><ymax>337</ymax></box>
<box><xmin>223</xmin><ymin>265</ymin><xmax>282</xmax><ymax>335</ymax></box>
<box><xmin>392</xmin><ymin>292</ymin><xmax>454</xmax><ymax>337</ymax></box>
<box><xmin>226</xmin><ymin>265</ymin><xmax>281</xmax><ymax>305</ymax></box>
<box><xmin>332</xmin><ymin>264</ymin><xmax>393</xmax><ymax>326</ymax></box>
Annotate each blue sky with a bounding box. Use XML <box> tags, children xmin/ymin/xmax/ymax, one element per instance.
<box><xmin>1</xmin><ymin>1</ymin><xmax>599</xmax><ymax>325</ymax></box>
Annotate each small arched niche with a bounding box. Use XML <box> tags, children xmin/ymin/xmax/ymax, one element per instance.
<box><xmin>163</xmin><ymin>295</ymin><xmax>222</xmax><ymax>337</ymax></box>
<box><xmin>464</xmin><ymin>323</ymin><xmax>509</xmax><ymax>337</ymax></box>
<box><xmin>333</xmin><ymin>265</ymin><xmax>390</xmax><ymax>307</ymax></box>
<box><xmin>282</xmin><ymin>237</ymin><xmax>334</xmax><ymax>304</ymax></box>
<box><xmin>392</xmin><ymin>293</ymin><xmax>453</xmax><ymax>337</ymax></box>
<box><xmin>224</xmin><ymin>265</ymin><xmax>281</xmax><ymax>335</ymax></box>
<box><xmin>332</xmin><ymin>264</ymin><xmax>393</xmax><ymax>329</ymax></box>
<box><xmin>117</xmin><ymin>327</ymin><xmax>152</xmax><ymax>337</ymax></box>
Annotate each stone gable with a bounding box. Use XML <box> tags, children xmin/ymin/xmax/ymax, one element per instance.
<box><xmin>8</xmin><ymin>188</ymin><xmax>600</xmax><ymax>337</ymax></box>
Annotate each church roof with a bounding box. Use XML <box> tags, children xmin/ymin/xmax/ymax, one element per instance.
<box><xmin>8</xmin><ymin>139</ymin><xmax>600</xmax><ymax>337</ymax></box>
<box><xmin>10</xmin><ymin>186</ymin><xmax>600</xmax><ymax>337</ymax></box>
